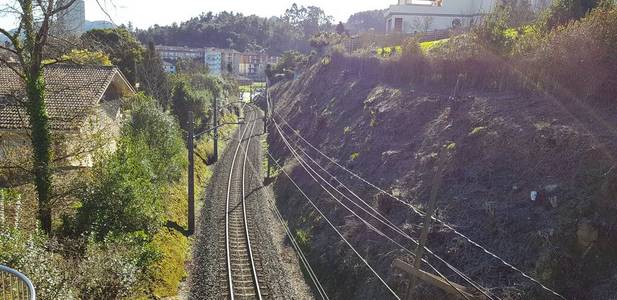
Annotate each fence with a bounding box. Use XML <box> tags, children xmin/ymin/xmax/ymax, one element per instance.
<box><xmin>0</xmin><ymin>265</ymin><xmax>35</xmax><ymax>300</ymax></box>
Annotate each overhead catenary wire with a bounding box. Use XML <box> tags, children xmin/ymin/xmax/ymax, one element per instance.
<box><xmin>272</xmin><ymin>120</ymin><xmax>487</xmax><ymax>300</ymax></box>
<box><xmin>273</xmin><ymin>111</ymin><xmax>567</xmax><ymax>300</ymax></box>
<box><xmin>279</xmin><ymin>127</ymin><xmax>498</xmax><ymax>300</ymax></box>
<box><xmin>265</xmin><ymin>145</ymin><xmax>402</xmax><ymax>299</ymax></box>
<box><xmin>240</xmin><ymin>126</ymin><xmax>329</xmax><ymax>300</ymax></box>
<box><xmin>266</xmin><ymin>92</ymin><xmax>483</xmax><ymax>300</ymax></box>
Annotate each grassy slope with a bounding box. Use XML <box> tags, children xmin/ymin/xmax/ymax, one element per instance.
<box><xmin>150</xmin><ymin>113</ymin><xmax>238</xmax><ymax>297</ymax></box>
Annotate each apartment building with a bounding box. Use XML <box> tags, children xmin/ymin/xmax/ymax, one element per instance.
<box><xmin>156</xmin><ymin>45</ymin><xmax>205</xmax><ymax>62</ymax></box>
<box><xmin>156</xmin><ymin>45</ymin><xmax>276</xmax><ymax>81</ymax></box>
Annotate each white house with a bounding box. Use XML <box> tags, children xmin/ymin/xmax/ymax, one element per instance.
<box><xmin>0</xmin><ymin>65</ymin><xmax>135</xmax><ymax>168</ymax></box>
<box><xmin>385</xmin><ymin>0</ymin><xmax>496</xmax><ymax>33</ymax></box>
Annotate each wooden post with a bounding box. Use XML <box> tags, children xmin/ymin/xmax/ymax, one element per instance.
<box><xmin>213</xmin><ymin>97</ymin><xmax>219</xmax><ymax>162</ymax></box>
<box><xmin>406</xmin><ymin>149</ymin><xmax>449</xmax><ymax>298</ymax></box>
<box><xmin>393</xmin><ymin>260</ymin><xmax>479</xmax><ymax>300</ymax></box>
<box><xmin>413</xmin><ymin>157</ymin><xmax>446</xmax><ymax>268</ymax></box>
<box><xmin>187</xmin><ymin>111</ymin><xmax>195</xmax><ymax>236</ymax></box>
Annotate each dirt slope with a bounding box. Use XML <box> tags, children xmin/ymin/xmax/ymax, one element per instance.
<box><xmin>266</xmin><ymin>55</ymin><xmax>617</xmax><ymax>299</ymax></box>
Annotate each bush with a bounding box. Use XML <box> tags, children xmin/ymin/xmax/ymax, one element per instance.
<box><xmin>125</xmin><ymin>94</ymin><xmax>187</xmax><ymax>183</ymax></box>
<box><xmin>75</xmin><ymin>233</ymin><xmax>159</xmax><ymax>299</ymax></box>
<box><xmin>538</xmin><ymin>0</ymin><xmax>609</xmax><ymax>31</ymax></box>
<box><xmin>72</xmin><ymin>95</ymin><xmax>186</xmax><ymax>239</ymax></box>
<box><xmin>0</xmin><ymin>230</ymin><xmax>75</xmax><ymax>300</ymax></box>
<box><xmin>522</xmin><ymin>6</ymin><xmax>617</xmax><ymax>103</ymax></box>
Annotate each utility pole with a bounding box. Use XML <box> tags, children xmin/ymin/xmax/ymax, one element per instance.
<box><xmin>187</xmin><ymin>111</ymin><xmax>195</xmax><ymax>236</ymax></box>
<box><xmin>213</xmin><ymin>97</ymin><xmax>219</xmax><ymax>162</ymax></box>
<box><xmin>265</xmin><ymin>79</ymin><xmax>271</xmax><ymax>178</ymax></box>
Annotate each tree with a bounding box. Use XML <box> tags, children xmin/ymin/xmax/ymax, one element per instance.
<box><xmin>74</xmin><ymin>94</ymin><xmax>186</xmax><ymax>239</ymax></box>
<box><xmin>345</xmin><ymin>10</ymin><xmax>387</xmax><ymax>34</ymax></box>
<box><xmin>284</xmin><ymin>4</ymin><xmax>333</xmax><ymax>39</ymax></box>
<box><xmin>82</xmin><ymin>28</ymin><xmax>144</xmax><ymax>85</ymax></box>
<box><xmin>170</xmin><ymin>77</ymin><xmax>210</xmax><ymax>132</ymax></box>
<box><xmin>539</xmin><ymin>0</ymin><xmax>608</xmax><ymax>30</ymax></box>
<box><xmin>137</xmin><ymin>41</ymin><xmax>171</xmax><ymax>109</ymax></box>
<box><xmin>335</xmin><ymin>22</ymin><xmax>347</xmax><ymax>35</ymax></box>
<box><xmin>0</xmin><ymin>0</ymin><xmax>83</xmax><ymax>234</ymax></box>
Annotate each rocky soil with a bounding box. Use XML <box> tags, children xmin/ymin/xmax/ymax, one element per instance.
<box><xmin>264</xmin><ymin>55</ymin><xmax>617</xmax><ymax>299</ymax></box>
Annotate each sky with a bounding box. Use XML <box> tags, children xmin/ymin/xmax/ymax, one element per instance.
<box><xmin>0</xmin><ymin>0</ymin><xmax>392</xmax><ymax>30</ymax></box>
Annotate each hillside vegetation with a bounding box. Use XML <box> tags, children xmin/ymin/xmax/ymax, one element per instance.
<box><xmin>267</xmin><ymin>5</ymin><xmax>617</xmax><ymax>299</ymax></box>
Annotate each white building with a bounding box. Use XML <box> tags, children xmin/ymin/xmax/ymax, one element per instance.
<box><xmin>385</xmin><ymin>0</ymin><xmax>495</xmax><ymax>33</ymax></box>
<box><xmin>156</xmin><ymin>45</ymin><xmax>205</xmax><ymax>62</ymax></box>
<box><xmin>162</xmin><ymin>61</ymin><xmax>176</xmax><ymax>73</ymax></box>
<box><xmin>55</xmin><ymin>0</ymin><xmax>86</xmax><ymax>35</ymax></box>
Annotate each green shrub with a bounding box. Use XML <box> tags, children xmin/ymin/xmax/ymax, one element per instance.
<box><xmin>73</xmin><ymin>95</ymin><xmax>186</xmax><ymax>239</ymax></box>
<box><xmin>75</xmin><ymin>233</ymin><xmax>159</xmax><ymax>299</ymax></box>
<box><xmin>74</xmin><ymin>136</ymin><xmax>165</xmax><ymax>239</ymax></box>
<box><xmin>473</xmin><ymin>5</ymin><xmax>513</xmax><ymax>55</ymax></box>
<box><xmin>295</xmin><ymin>228</ymin><xmax>311</xmax><ymax>249</ymax></box>
<box><xmin>125</xmin><ymin>94</ymin><xmax>187</xmax><ymax>183</ymax></box>
<box><xmin>350</xmin><ymin>152</ymin><xmax>360</xmax><ymax>161</ymax></box>
<box><xmin>0</xmin><ymin>230</ymin><xmax>75</xmax><ymax>300</ymax></box>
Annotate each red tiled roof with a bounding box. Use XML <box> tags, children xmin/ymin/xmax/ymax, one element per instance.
<box><xmin>0</xmin><ymin>64</ymin><xmax>133</xmax><ymax>131</ymax></box>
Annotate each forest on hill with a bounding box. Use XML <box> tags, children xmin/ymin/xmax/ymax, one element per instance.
<box><xmin>136</xmin><ymin>4</ymin><xmax>333</xmax><ymax>55</ymax></box>
<box><xmin>135</xmin><ymin>5</ymin><xmax>387</xmax><ymax>55</ymax></box>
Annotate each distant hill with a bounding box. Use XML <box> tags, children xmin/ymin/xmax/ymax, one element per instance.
<box><xmin>85</xmin><ymin>20</ymin><xmax>115</xmax><ymax>31</ymax></box>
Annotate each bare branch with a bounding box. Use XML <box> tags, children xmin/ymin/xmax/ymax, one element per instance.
<box><xmin>0</xmin><ymin>44</ymin><xmax>19</xmax><ymax>55</ymax></box>
<box><xmin>51</xmin><ymin>0</ymin><xmax>78</xmax><ymax>15</ymax></box>
<box><xmin>94</xmin><ymin>0</ymin><xmax>116</xmax><ymax>25</ymax></box>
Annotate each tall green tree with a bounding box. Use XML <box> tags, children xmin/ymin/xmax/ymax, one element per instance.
<box><xmin>137</xmin><ymin>41</ymin><xmax>171</xmax><ymax>108</ymax></box>
<box><xmin>345</xmin><ymin>10</ymin><xmax>387</xmax><ymax>34</ymax></box>
<box><xmin>0</xmin><ymin>0</ymin><xmax>82</xmax><ymax>234</ymax></box>
<box><xmin>82</xmin><ymin>28</ymin><xmax>144</xmax><ymax>85</ymax></box>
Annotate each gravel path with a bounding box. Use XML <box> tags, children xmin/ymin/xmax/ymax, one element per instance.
<box><xmin>189</xmin><ymin>105</ymin><xmax>313</xmax><ymax>299</ymax></box>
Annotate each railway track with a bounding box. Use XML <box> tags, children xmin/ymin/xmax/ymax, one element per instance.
<box><xmin>220</xmin><ymin>105</ymin><xmax>268</xmax><ymax>299</ymax></box>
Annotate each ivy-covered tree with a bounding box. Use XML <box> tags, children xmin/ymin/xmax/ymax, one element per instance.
<box><xmin>0</xmin><ymin>0</ymin><xmax>83</xmax><ymax>234</ymax></box>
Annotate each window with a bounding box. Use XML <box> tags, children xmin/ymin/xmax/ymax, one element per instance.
<box><xmin>394</xmin><ymin>18</ymin><xmax>403</xmax><ymax>32</ymax></box>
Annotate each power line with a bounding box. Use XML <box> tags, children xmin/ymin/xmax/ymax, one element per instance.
<box><xmin>267</xmin><ymin>148</ymin><xmax>402</xmax><ymax>299</ymax></box>
<box><xmin>278</xmin><ymin>128</ymin><xmax>498</xmax><ymax>300</ymax></box>
<box><xmin>274</xmin><ymin>121</ymin><xmax>482</xmax><ymax>299</ymax></box>
<box><xmin>241</xmin><ymin>141</ymin><xmax>329</xmax><ymax>300</ymax></box>
<box><xmin>273</xmin><ymin>112</ymin><xmax>567</xmax><ymax>300</ymax></box>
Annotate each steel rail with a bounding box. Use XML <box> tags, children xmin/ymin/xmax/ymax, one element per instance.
<box><xmin>225</xmin><ymin>105</ymin><xmax>254</xmax><ymax>299</ymax></box>
<box><xmin>241</xmin><ymin>106</ymin><xmax>263</xmax><ymax>300</ymax></box>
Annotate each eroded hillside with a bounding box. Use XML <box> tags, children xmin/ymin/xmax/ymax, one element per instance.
<box><xmin>266</xmin><ymin>54</ymin><xmax>617</xmax><ymax>299</ymax></box>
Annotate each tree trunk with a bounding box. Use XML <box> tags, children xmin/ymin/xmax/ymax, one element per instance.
<box><xmin>26</xmin><ymin>70</ymin><xmax>53</xmax><ymax>234</ymax></box>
